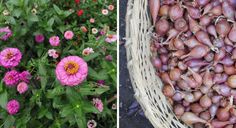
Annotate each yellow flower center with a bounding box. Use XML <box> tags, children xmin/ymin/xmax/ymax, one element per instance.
<box><xmin>108</xmin><ymin>35</ymin><xmax>113</xmax><ymax>38</ymax></box>
<box><xmin>64</xmin><ymin>61</ymin><xmax>79</xmax><ymax>75</ymax></box>
<box><xmin>6</xmin><ymin>52</ymin><xmax>13</xmax><ymax>59</ymax></box>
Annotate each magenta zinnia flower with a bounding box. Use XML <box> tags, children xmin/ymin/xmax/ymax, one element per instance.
<box><xmin>92</xmin><ymin>98</ymin><xmax>103</xmax><ymax>112</ymax></box>
<box><xmin>3</xmin><ymin>70</ymin><xmax>19</xmax><ymax>86</ymax></box>
<box><xmin>55</xmin><ymin>56</ymin><xmax>88</xmax><ymax>86</ymax></box>
<box><xmin>0</xmin><ymin>27</ymin><xmax>12</xmax><ymax>41</ymax></box>
<box><xmin>64</xmin><ymin>30</ymin><xmax>74</xmax><ymax>40</ymax></box>
<box><xmin>0</xmin><ymin>48</ymin><xmax>22</xmax><ymax>68</ymax></box>
<box><xmin>17</xmin><ymin>82</ymin><xmax>28</xmax><ymax>94</ymax></box>
<box><xmin>35</xmin><ymin>34</ymin><xmax>45</xmax><ymax>43</ymax></box>
<box><xmin>49</xmin><ymin>36</ymin><xmax>60</xmax><ymax>46</ymax></box>
<box><xmin>6</xmin><ymin>99</ymin><xmax>20</xmax><ymax>115</ymax></box>
<box><xmin>19</xmin><ymin>71</ymin><xmax>31</xmax><ymax>83</ymax></box>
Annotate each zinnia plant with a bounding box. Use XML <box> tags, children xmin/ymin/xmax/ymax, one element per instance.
<box><xmin>0</xmin><ymin>0</ymin><xmax>117</xmax><ymax>128</ymax></box>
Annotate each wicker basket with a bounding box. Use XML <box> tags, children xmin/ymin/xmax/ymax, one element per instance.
<box><xmin>125</xmin><ymin>0</ymin><xmax>190</xmax><ymax>128</ymax></box>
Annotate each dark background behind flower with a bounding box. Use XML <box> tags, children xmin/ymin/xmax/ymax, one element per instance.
<box><xmin>119</xmin><ymin>0</ymin><xmax>154</xmax><ymax>128</ymax></box>
<box><xmin>0</xmin><ymin>0</ymin><xmax>117</xmax><ymax>128</ymax></box>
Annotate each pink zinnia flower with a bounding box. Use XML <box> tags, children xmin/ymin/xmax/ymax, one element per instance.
<box><xmin>82</xmin><ymin>47</ymin><xmax>94</xmax><ymax>56</ymax></box>
<box><xmin>17</xmin><ymin>82</ymin><xmax>28</xmax><ymax>94</ymax></box>
<box><xmin>19</xmin><ymin>71</ymin><xmax>31</xmax><ymax>83</ymax></box>
<box><xmin>89</xmin><ymin>18</ymin><xmax>95</xmax><ymax>23</ymax></box>
<box><xmin>0</xmin><ymin>27</ymin><xmax>12</xmax><ymax>41</ymax></box>
<box><xmin>49</xmin><ymin>36</ymin><xmax>60</xmax><ymax>46</ymax></box>
<box><xmin>64</xmin><ymin>30</ymin><xmax>74</xmax><ymax>40</ymax></box>
<box><xmin>105</xmin><ymin>55</ymin><xmax>112</xmax><ymax>61</ymax></box>
<box><xmin>35</xmin><ymin>34</ymin><xmax>45</xmax><ymax>43</ymax></box>
<box><xmin>0</xmin><ymin>48</ymin><xmax>22</xmax><ymax>68</ymax></box>
<box><xmin>87</xmin><ymin>120</ymin><xmax>97</xmax><ymax>128</ymax></box>
<box><xmin>6</xmin><ymin>99</ymin><xmax>20</xmax><ymax>115</ymax></box>
<box><xmin>3</xmin><ymin>70</ymin><xmax>19</xmax><ymax>86</ymax></box>
<box><xmin>105</xmin><ymin>34</ymin><xmax>117</xmax><ymax>43</ymax></box>
<box><xmin>92</xmin><ymin>98</ymin><xmax>103</xmax><ymax>112</ymax></box>
<box><xmin>108</xmin><ymin>5</ymin><xmax>115</xmax><ymax>11</ymax></box>
<box><xmin>55</xmin><ymin>56</ymin><xmax>88</xmax><ymax>86</ymax></box>
<box><xmin>102</xmin><ymin>9</ymin><xmax>109</xmax><ymax>15</ymax></box>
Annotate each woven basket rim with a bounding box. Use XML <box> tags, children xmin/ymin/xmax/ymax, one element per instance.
<box><xmin>124</xmin><ymin>0</ymin><xmax>190</xmax><ymax>128</ymax></box>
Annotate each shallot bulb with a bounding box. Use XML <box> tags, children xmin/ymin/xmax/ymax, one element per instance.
<box><xmin>169</xmin><ymin>68</ymin><xmax>181</xmax><ymax>81</ymax></box>
<box><xmin>209</xmin><ymin>5</ymin><xmax>222</xmax><ymax>16</ymax></box>
<box><xmin>155</xmin><ymin>18</ymin><xmax>170</xmax><ymax>36</ymax></box>
<box><xmin>207</xmin><ymin>25</ymin><xmax>218</xmax><ymax>39</ymax></box>
<box><xmin>184</xmin><ymin>6</ymin><xmax>201</xmax><ymax>19</ymax></box>
<box><xmin>159</xmin><ymin>5</ymin><xmax>169</xmax><ymax>17</ymax></box>
<box><xmin>222</xmin><ymin>1</ymin><xmax>235</xmax><ymax>21</ymax></box>
<box><xmin>216</xmin><ymin>19</ymin><xmax>231</xmax><ymax>38</ymax></box>
<box><xmin>174</xmin><ymin>18</ymin><xmax>188</xmax><ymax>32</ymax></box>
<box><xmin>183</xmin><ymin>36</ymin><xmax>202</xmax><ymax>49</ymax></box>
<box><xmin>199</xmin><ymin>94</ymin><xmax>212</xmax><ymax>108</ymax></box>
<box><xmin>181</xmin><ymin>112</ymin><xmax>211</xmax><ymax>126</ymax></box>
<box><xmin>227</xmin><ymin>75</ymin><xmax>236</xmax><ymax>88</ymax></box>
<box><xmin>169</xmin><ymin>4</ymin><xmax>184</xmax><ymax>21</ymax></box>
<box><xmin>195</xmin><ymin>31</ymin><xmax>217</xmax><ymax>51</ymax></box>
<box><xmin>228</xmin><ymin>23</ymin><xmax>236</xmax><ymax>42</ymax></box>
<box><xmin>174</xmin><ymin>104</ymin><xmax>185</xmax><ymax>117</ymax></box>
<box><xmin>181</xmin><ymin>45</ymin><xmax>209</xmax><ymax>59</ymax></box>
<box><xmin>149</xmin><ymin>0</ymin><xmax>160</xmax><ymax>24</ymax></box>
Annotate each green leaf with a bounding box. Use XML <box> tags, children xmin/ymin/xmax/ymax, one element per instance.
<box><xmin>47</xmin><ymin>18</ymin><xmax>54</xmax><ymax>27</ymax></box>
<box><xmin>53</xmin><ymin>4</ymin><xmax>62</xmax><ymax>15</ymax></box>
<box><xmin>83</xmin><ymin>53</ymin><xmax>100</xmax><ymax>61</ymax></box>
<box><xmin>46</xmin><ymin>85</ymin><xmax>65</xmax><ymax>98</ymax></box>
<box><xmin>38</xmin><ymin>62</ymin><xmax>47</xmax><ymax>89</ymax></box>
<box><xmin>4</xmin><ymin>116</ymin><xmax>15</xmax><ymax>128</ymax></box>
<box><xmin>12</xmin><ymin>8</ymin><xmax>22</xmax><ymax>18</ymax></box>
<box><xmin>88</xmin><ymin>67</ymin><xmax>109</xmax><ymax>80</ymax></box>
<box><xmin>0</xmin><ymin>91</ymin><xmax>8</xmax><ymax>109</ymax></box>
<box><xmin>60</xmin><ymin>105</ymin><xmax>73</xmax><ymax>117</ymax></box>
<box><xmin>79</xmin><ymin>85</ymin><xmax>110</xmax><ymax>96</ymax></box>
<box><xmin>28</xmin><ymin>14</ymin><xmax>39</xmax><ymax>22</ymax></box>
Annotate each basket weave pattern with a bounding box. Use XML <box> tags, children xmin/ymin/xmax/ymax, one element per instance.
<box><xmin>125</xmin><ymin>0</ymin><xmax>190</xmax><ymax>127</ymax></box>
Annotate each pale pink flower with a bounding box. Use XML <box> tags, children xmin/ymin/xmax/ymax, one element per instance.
<box><xmin>89</xmin><ymin>18</ymin><xmax>95</xmax><ymax>23</ymax></box>
<box><xmin>0</xmin><ymin>48</ymin><xmax>22</xmax><ymax>68</ymax></box>
<box><xmin>0</xmin><ymin>27</ymin><xmax>12</xmax><ymax>41</ymax></box>
<box><xmin>3</xmin><ymin>70</ymin><xmax>20</xmax><ymax>86</ymax></box>
<box><xmin>52</xmin><ymin>53</ymin><xmax>59</xmax><ymax>59</ymax></box>
<box><xmin>112</xmin><ymin>103</ymin><xmax>117</xmax><ymax>110</ymax></box>
<box><xmin>49</xmin><ymin>36</ymin><xmax>60</xmax><ymax>46</ymax></box>
<box><xmin>87</xmin><ymin>120</ymin><xmax>97</xmax><ymax>128</ymax></box>
<box><xmin>17</xmin><ymin>82</ymin><xmax>28</xmax><ymax>94</ymax></box>
<box><xmin>55</xmin><ymin>56</ymin><xmax>88</xmax><ymax>86</ymax></box>
<box><xmin>105</xmin><ymin>34</ymin><xmax>117</xmax><ymax>43</ymax></box>
<box><xmin>64</xmin><ymin>30</ymin><xmax>74</xmax><ymax>40</ymax></box>
<box><xmin>48</xmin><ymin>49</ymin><xmax>57</xmax><ymax>57</ymax></box>
<box><xmin>108</xmin><ymin>5</ymin><xmax>115</xmax><ymax>11</ymax></box>
<box><xmin>91</xmin><ymin>28</ymin><xmax>98</xmax><ymax>34</ymax></box>
<box><xmin>102</xmin><ymin>9</ymin><xmax>109</xmax><ymax>15</ymax></box>
<box><xmin>105</xmin><ymin>55</ymin><xmax>112</xmax><ymax>61</ymax></box>
<box><xmin>92</xmin><ymin>98</ymin><xmax>103</xmax><ymax>112</ymax></box>
<box><xmin>82</xmin><ymin>47</ymin><xmax>94</xmax><ymax>56</ymax></box>
<box><xmin>6</xmin><ymin>99</ymin><xmax>20</xmax><ymax>115</ymax></box>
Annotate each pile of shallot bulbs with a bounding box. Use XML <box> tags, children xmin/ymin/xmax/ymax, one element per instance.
<box><xmin>150</xmin><ymin>0</ymin><xmax>236</xmax><ymax>127</ymax></box>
